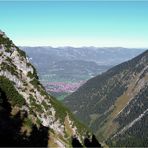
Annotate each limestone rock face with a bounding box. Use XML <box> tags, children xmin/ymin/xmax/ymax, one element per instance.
<box><xmin>0</xmin><ymin>31</ymin><xmax>101</xmax><ymax>147</ymax></box>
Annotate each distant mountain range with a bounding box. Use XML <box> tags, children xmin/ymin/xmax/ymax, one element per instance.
<box><xmin>21</xmin><ymin>46</ymin><xmax>145</xmax><ymax>66</ymax></box>
<box><xmin>64</xmin><ymin>49</ymin><xmax>148</xmax><ymax>147</ymax></box>
<box><xmin>21</xmin><ymin>46</ymin><xmax>145</xmax><ymax>100</ymax></box>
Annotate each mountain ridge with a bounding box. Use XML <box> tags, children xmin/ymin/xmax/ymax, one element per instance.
<box><xmin>64</xmin><ymin>49</ymin><xmax>148</xmax><ymax>146</ymax></box>
<box><xmin>0</xmin><ymin>30</ymin><xmax>101</xmax><ymax>147</ymax></box>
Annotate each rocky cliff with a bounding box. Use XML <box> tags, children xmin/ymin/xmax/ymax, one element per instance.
<box><xmin>0</xmin><ymin>30</ymin><xmax>101</xmax><ymax>147</ymax></box>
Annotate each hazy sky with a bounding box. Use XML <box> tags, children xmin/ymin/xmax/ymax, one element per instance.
<box><xmin>0</xmin><ymin>1</ymin><xmax>148</xmax><ymax>47</ymax></box>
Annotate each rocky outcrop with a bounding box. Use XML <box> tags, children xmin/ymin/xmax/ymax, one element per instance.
<box><xmin>0</xmin><ymin>30</ymin><xmax>101</xmax><ymax>147</ymax></box>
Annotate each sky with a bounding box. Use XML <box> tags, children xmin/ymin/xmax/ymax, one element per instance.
<box><xmin>0</xmin><ymin>1</ymin><xmax>148</xmax><ymax>47</ymax></box>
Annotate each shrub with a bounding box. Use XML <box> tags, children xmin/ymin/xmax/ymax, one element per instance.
<box><xmin>0</xmin><ymin>76</ymin><xmax>25</xmax><ymax>107</ymax></box>
<box><xmin>27</xmin><ymin>71</ymin><xmax>34</xmax><ymax>79</ymax></box>
<box><xmin>16</xmin><ymin>47</ymin><xmax>26</xmax><ymax>58</ymax></box>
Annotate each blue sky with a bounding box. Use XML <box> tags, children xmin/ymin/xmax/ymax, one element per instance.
<box><xmin>0</xmin><ymin>1</ymin><xmax>148</xmax><ymax>47</ymax></box>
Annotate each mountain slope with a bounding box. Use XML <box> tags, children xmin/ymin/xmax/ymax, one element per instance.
<box><xmin>0</xmin><ymin>30</ymin><xmax>101</xmax><ymax>147</ymax></box>
<box><xmin>64</xmin><ymin>49</ymin><xmax>148</xmax><ymax>146</ymax></box>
